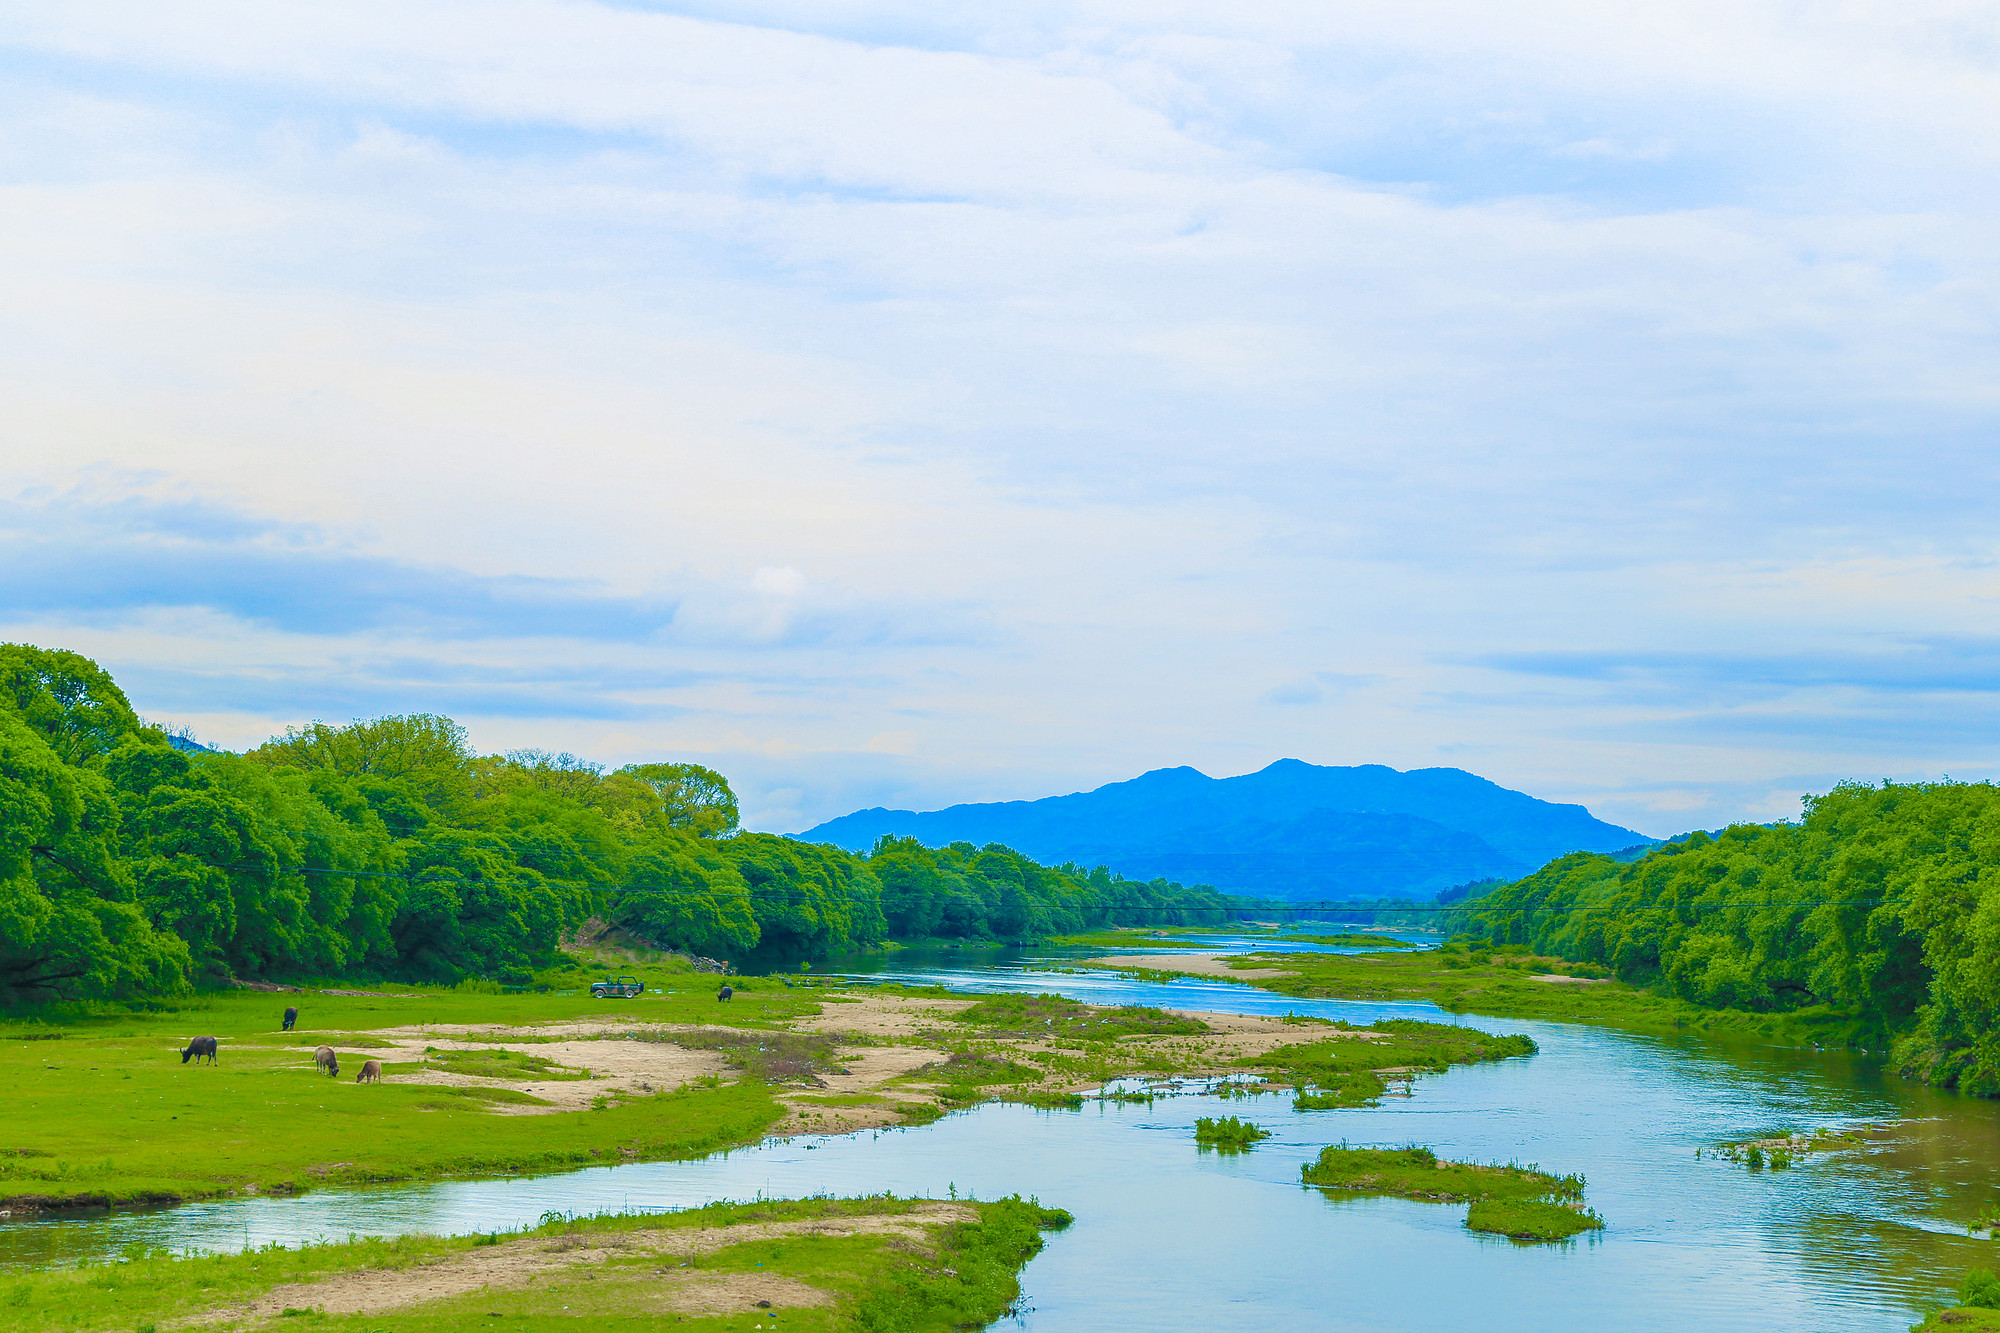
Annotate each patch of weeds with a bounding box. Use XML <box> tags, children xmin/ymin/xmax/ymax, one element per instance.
<box><xmin>1465</xmin><ymin>1197</ymin><xmax>1603</xmax><ymax>1240</ymax></box>
<box><xmin>1711</xmin><ymin>1126</ymin><xmax>1870</xmax><ymax>1170</ymax></box>
<box><xmin>423</xmin><ymin>1048</ymin><xmax>591</xmax><ymax>1082</ymax></box>
<box><xmin>1292</xmin><ymin>1088</ymin><xmax>1367</xmax><ymax>1111</ymax></box>
<box><xmin>1008</xmin><ymin>1090</ymin><xmax>1084</xmax><ymax>1111</ymax></box>
<box><xmin>948</xmin><ymin>993</ymin><xmax>1208</xmax><ymax>1040</ymax></box>
<box><xmin>1302</xmin><ymin>1145</ymin><xmax>1582</xmax><ymax>1203</ymax></box>
<box><xmin>1304</xmin><ymin>1143</ymin><xmax>1598</xmax><ymax>1242</ymax></box>
<box><xmin>635</xmin><ymin>1027</ymin><xmax>845</xmax><ymax>1085</ymax></box>
<box><xmin>1194</xmin><ymin>1116</ymin><xmax>1270</xmax><ymax>1151</ymax></box>
<box><xmin>904</xmin><ymin>1051</ymin><xmax>1045</xmax><ymax>1108</ymax></box>
<box><xmin>1249</xmin><ymin>1019</ymin><xmax>1536</xmax><ymax>1106</ymax></box>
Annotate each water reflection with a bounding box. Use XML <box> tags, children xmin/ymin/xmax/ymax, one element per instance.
<box><xmin>2</xmin><ymin>951</ymin><xmax>1992</xmax><ymax>1332</ymax></box>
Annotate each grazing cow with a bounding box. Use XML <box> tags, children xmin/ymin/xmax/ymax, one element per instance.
<box><xmin>282</xmin><ymin>1006</ymin><xmax>297</xmax><ymax>1031</ymax></box>
<box><xmin>314</xmin><ymin>1045</ymin><xmax>339</xmax><ymax>1078</ymax></box>
<box><xmin>179</xmin><ymin>1036</ymin><xmax>219</xmax><ymax>1065</ymax></box>
<box><xmin>717</xmin><ymin>984</ymin><xmax>733</xmax><ymax>1002</ymax></box>
<box><xmin>356</xmin><ymin>1059</ymin><xmax>382</xmax><ymax>1084</ymax></box>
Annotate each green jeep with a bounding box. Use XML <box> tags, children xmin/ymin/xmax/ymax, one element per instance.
<box><xmin>589</xmin><ymin>975</ymin><xmax>644</xmax><ymax>999</ymax></box>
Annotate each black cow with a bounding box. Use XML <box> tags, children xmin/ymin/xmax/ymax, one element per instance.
<box><xmin>282</xmin><ymin>1006</ymin><xmax>298</xmax><ymax>1031</ymax></box>
<box><xmin>717</xmin><ymin>984</ymin><xmax>734</xmax><ymax>1002</ymax></box>
<box><xmin>180</xmin><ymin>1036</ymin><xmax>219</xmax><ymax>1065</ymax></box>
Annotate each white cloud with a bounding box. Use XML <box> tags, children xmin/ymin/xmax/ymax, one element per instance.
<box><xmin>3</xmin><ymin>1</ymin><xmax>2000</xmax><ymax>834</ymax></box>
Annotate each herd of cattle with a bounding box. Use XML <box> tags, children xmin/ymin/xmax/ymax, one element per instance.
<box><xmin>177</xmin><ymin>1006</ymin><xmax>381</xmax><ymax>1083</ymax></box>
<box><xmin>176</xmin><ymin>982</ymin><xmax>735</xmax><ymax>1079</ymax></box>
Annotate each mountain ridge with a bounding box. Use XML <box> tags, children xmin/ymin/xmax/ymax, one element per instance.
<box><xmin>798</xmin><ymin>760</ymin><xmax>1651</xmax><ymax>901</ymax></box>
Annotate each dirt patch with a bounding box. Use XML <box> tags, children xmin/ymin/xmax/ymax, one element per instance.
<box><xmin>789</xmin><ymin>994</ymin><xmax>978</xmax><ymax>1039</ymax></box>
<box><xmin>1531</xmin><ymin>974</ymin><xmax>1612</xmax><ymax>985</ymax></box>
<box><xmin>1091</xmin><ymin>953</ymin><xmax>1297</xmax><ymax>980</ymax></box>
<box><xmin>254</xmin><ymin>1003</ymin><xmax>971</xmax><ymax>1125</ymax></box>
<box><xmin>177</xmin><ymin>1204</ymin><xmax>978</xmax><ymax>1326</ymax></box>
<box><xmin>768</xmin><ymin>996</ymin><xmax>992</xmax><ymax>1133</ymax></box>
<box><xmin>349</xmin><ymin>1034</ymin><xmax>730</xmax><ymax>1114</ymax></box>
<box><xmin>237</xmin><ymin>1022</ymin><xmax>734</xmax><ymax>1115</ymax></box>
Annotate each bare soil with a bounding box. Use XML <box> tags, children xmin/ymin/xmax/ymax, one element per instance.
<box><xmin>176</xmin><ymin>1203</ymin><xmax>979</xmax><ymax>1326</ymax></box>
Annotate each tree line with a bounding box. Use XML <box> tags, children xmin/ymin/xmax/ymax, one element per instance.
<box><xmin>1443</xmin><ymin>780</ymin><xmax>2000</xmax><ymax>1094</ymax></box>
<box><xmin>0</xmin><ymin>645</ymin><xmax>1235</xmax><ymax>1003</ymax></box>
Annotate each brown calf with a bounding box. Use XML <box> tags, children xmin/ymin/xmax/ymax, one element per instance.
<box><xmin>356</xmin><ymin>1059</ymin><xmax>382</xmax><ymax>1083</ymax></box>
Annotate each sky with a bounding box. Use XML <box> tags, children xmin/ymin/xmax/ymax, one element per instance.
<box><xmin>4</xmin><ymin>2</ymin><xmax>2000</xmax><ymax>838</ymax></box>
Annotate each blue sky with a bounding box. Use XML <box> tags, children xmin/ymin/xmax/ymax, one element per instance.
<box><xmin>4</xmin><ymin>1</ymin><xmax>1998</xmax><ymax>836</ymax></box>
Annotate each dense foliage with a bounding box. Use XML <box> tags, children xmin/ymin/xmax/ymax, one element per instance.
<box><xmin>0</xmin><ymin>645</ymin><xmax>1234</xmax><ymax>1002</ymax></box>
<box><xmin>1445</xmin><ymin>781</ymin><xmax>2000</xmax><ymax>1092</ymax></box>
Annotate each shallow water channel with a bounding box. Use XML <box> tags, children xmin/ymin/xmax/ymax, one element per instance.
<box><xmin>7</xmin><ymin>936</ymin><xmax>2000</xmax><ymax>1331</ymax></box>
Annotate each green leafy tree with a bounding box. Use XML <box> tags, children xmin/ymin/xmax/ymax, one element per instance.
<box><xmin>0</xmin><ymin>710</ymin><xmax>189</xmax><ymax>1001</ymax></box>
<box><xmin>617</xmin><ymin>762</ymin><xmax>740</xmax><ymax>837</ymax></box>
<box><xmin>614</xmin><ymin>829</ymin><xmax>760</xmax><ymax>960</ymax></box>
<box><xmin>0</xmin><ymin>643</ymin><xmax>142</xmax><ymax>765</ymax></box>
<box><xmin>250</xmin><ymin>714</ymin><xmax>475</xmax><ymax>817</ymax></box>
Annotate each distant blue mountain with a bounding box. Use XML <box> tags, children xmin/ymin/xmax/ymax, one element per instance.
<box><xmin>798</xmin><ymin>760</ymin><xmax>1651</xmax><ymax>901</ymax></box>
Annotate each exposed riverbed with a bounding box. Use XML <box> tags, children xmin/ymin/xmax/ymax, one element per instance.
<box><xmin>5</xmin><ymin>937</ymin><xmax>1995</xmax><ymax>1331</ymax></box>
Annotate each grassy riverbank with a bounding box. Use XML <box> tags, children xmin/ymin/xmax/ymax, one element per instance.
<box><xmin>2</xmin><ymin>962</ymin><xmax>1548</xmax><ymax>1210</ymax></box>
<box><xmin>1111</xmin><ymin>944</ymin><xmax>1874</xmax><ymax>1044</ymax></box>
<box><xmin>0</xmin><ymin>971</ymin><xmax>821</xmax><ymax>1208</ymax></box>
<box><xmin>0</xmin><ymin>1194</ymin><xmax>1071</xmax><ymax>1333</ymax></box>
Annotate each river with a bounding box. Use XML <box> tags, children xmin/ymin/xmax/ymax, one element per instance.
<box><xmin>4</xmin><ymin>935</ymin><xmax>1995</xmax><ymax>1331</ymax></box>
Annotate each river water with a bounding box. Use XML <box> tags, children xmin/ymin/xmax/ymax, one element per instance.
<box><xmin>5</xmin><ymin>934</ymin><xmax>1997</xmax><ymax>1331</ymax></box>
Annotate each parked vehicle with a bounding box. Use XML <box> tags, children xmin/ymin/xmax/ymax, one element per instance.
<box><xmin>589</xmin><ymin>976</ymin><xmax>644</xmax><ymax>999</ymax></box>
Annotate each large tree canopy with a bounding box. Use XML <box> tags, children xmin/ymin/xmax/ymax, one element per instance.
<box><xmin>0</xmin><ymin>646</ymin><xmax>1235</xmax><ymax>1002</ymax></box>
<box><xmin>1445</xmin><ymin>780</ymin><xmax>2000</xmax><ymax>1095</ymax></box>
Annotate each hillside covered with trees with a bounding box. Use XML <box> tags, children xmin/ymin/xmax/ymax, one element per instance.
<box><xmin>0</xmin><ymin>645</ymin><xmax>1233</xmax><ymax>1003</ymax></box>
<box><xmin>1445</xmin><ymin>781</ymin><xmax>2000</xmax><ymax>1094</ymax></box>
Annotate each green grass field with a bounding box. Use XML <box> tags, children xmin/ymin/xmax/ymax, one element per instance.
<box><xmin>0</xmin><ymin>1194</ymin><xmax>1073</xmax><ymax>1333</ymax></box>
<box><xmin>0</xmin><ymin>972</ymin><xmax>827</xmax><ymax>1207</ymax></box>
